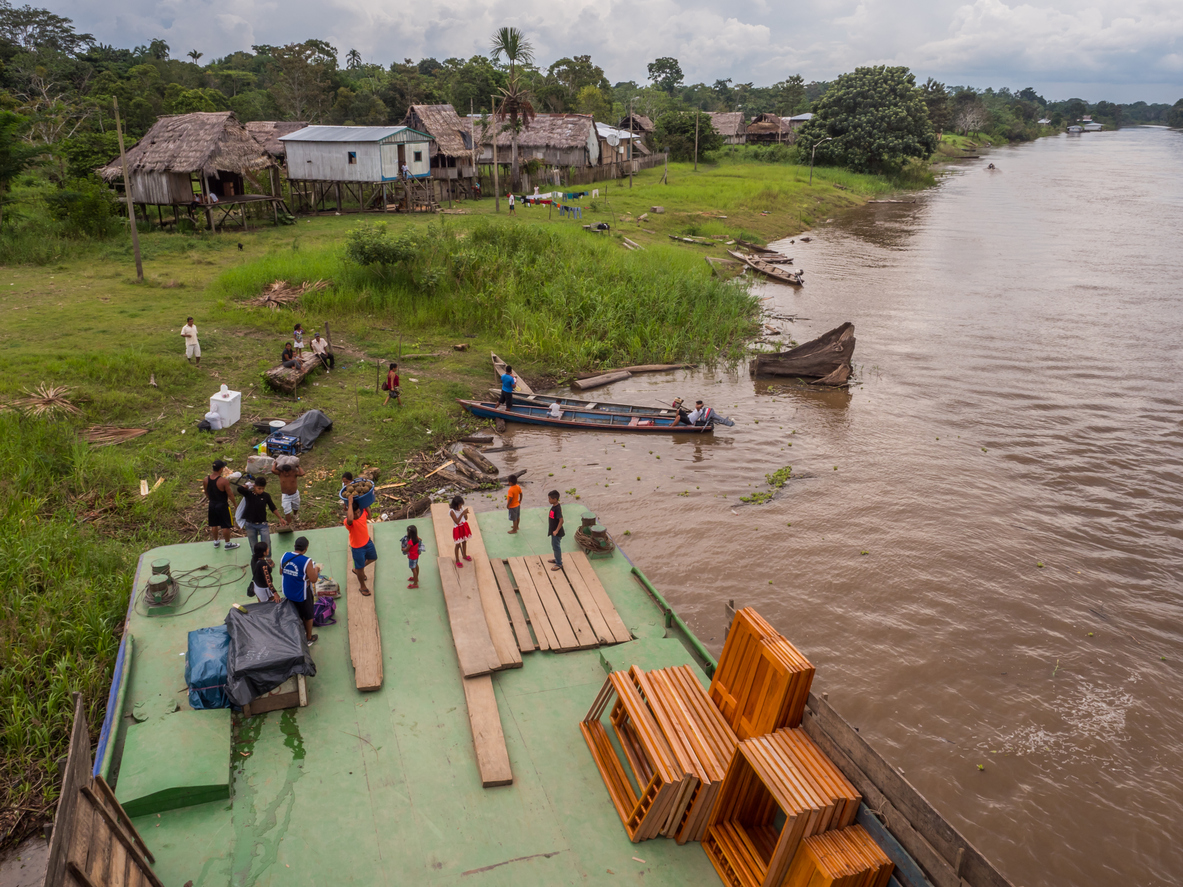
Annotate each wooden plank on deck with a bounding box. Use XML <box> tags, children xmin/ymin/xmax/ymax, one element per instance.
<box><xmin>567</xmin><ymin>551</ymin><xmax>632</xmax><ymax>643</ymax></box>
<box><xmin>562</xmin><ymin>560</ymin><xmax>615</xmax><ymax>644</ymax></box>
<box><xmin>544</xmin><ymin>562</ymin><xmax>598</xmax><ymax>648</ymax></box>
<box><xmin>437</xmin><ymin>557</ymin><xmax>498</xmax><ymax>677</ymax></box>
<box><xmin>345</xmin><ymin>559</ymin><xmax>383</xmax><ymax>691</ymax></box>
<box><xmin>522</xmin><ymin>556</ymin><xmax>580</xmax><ymax>651</ymax></box>
<box><xmin>490</xmin><ymin>557</ymin><xmax>536</xmax><ymax>652</ymax></box>
<box><xmin>462</xmin><ymin>675</ymin><xmax>513</xmax><ymax>787</ymax></box>
<box><xmin>507</xmin><ymin>557</ymin><xmax>554</xmax><ymax>651</ymax></box>
<box><xmin>466</xmin><ymin>515</ymin><xmax>523</xmax><ymax>668</ymax></box>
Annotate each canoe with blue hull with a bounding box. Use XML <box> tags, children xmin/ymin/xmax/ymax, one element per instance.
<box><xmin>458</xmin><ymin>399</ymin><xmax>714</xmax><ymax>433</ymax></box>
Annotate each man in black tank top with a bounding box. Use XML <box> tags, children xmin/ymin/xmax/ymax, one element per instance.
<box><xmin>203</xmin><ymin>460</ymin><xmax>239</xmax><ymax>550</ymax></box>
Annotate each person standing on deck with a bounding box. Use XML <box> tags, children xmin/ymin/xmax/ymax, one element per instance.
<box><xmin>236</xmin><ymin>475</ymin><xmax>280</xmax><ymax>558</ymax></box>
<box><xmin>450</xmin><ymin>495</ymin><xmax>472</xmax><ymax>567</ymax></box>
<box><xmin>506</xmin><ymin>474</ymin><xmax>522</xmax><ymax>533</ymax></box>
<box><xmin>203</xmin><ymin>460</ymin><xmax>239</xmax><ymax>549</ymax></box>
<box><xmin>250</xmin><ymin>542</ymin><xmax>278</xmax><ymax>603</ymax></box>
<box><xmin>272</xmin><ymin>461</ymin><xmax>305</xmax><ymax>529</ymax></box>
<box><xmin>345</xmin><ymin>490</ymin><xmax>377</xmax><ymax>596</ymax></box>
<box><xmin>280</xmin><ymin>536</ymin><xmax>320</xmax><ymax>644</ymax></box>
<box><xmin>547</xmin><ymin>490</ymin><xmax>565</xmax><ymax>571</ymax></box>
<box><xmin>181</xmin><ymin>317</ymin><xmax>201</xmax><ymax>366</ymax></box>
<box><xmin>498</xmin><ymin>365</ymin><xmax>517</xmax><ymax>411</ymax></box>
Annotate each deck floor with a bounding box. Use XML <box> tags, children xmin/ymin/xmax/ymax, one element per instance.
<box><xmin>117</xmin><ymin>507</ymin><xmax>716</xmax><ymax>886</ymax></box>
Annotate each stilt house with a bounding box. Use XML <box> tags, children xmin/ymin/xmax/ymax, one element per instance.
<box><xmin>402</xmin><ymin>104</ymin><xmax>478</xmax><ymax>200</ymax></box>
<box><xmin>477</xmin><ymin>114</ymin><xmax>600</xmax><ymax>168</ymax></box>
<box><xmin>96</xmin><ymin>111</ymin><xmax>283</xmax><ymax>229</ymax></box>
<box><xmin>244</xmin><ymin>121</ymin><xmax>309</xmax><ymax>166</ymax></box>
<box><xmin>746</xmin><ymin>113</ymin><xmax>795</xmax><ymax>144</ymax></box>
<box><xmin>617</xmin><ymin>113</ymin><xmax>655</xmax><ymax>148</ymax></box>
<box><xmin>279</xmin><ymin>125</ymin><xmax>436</xmax><ymax>213</ymax></box>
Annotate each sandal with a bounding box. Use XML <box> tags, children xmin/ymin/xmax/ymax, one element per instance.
<box><xmin>407</xmin><ymin>582</ymin><xmax>419</xmax><ymax>589</ymax></box>
<box><xmin>550</xmin><ymin>565</ymin><xmax>563</xmax><ymax>572</ymax></box>
<box><xmin>463</xmin><ymin>555</ymin><xmax>472</xmax><ymax>562</ymax></box>
<box><xmin>456</xmin><ymin>561</ymin><xmax>464</xmax><ymax>568</ymax></box>
<box><xmin>360</xmin><ymin>587</ymin><xmax>372</xmax><ymax>596</ymax></box>
<box><xmin>308</xmin><ymin>634</ymin><xmax>319</xmax><ymax>645</ymax></box>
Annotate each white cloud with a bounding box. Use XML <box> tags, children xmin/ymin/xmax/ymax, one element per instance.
<box><xmin>53</xmin><ymin>0</ymin><xmax>1183</xmax><ymax>102</ymax></box>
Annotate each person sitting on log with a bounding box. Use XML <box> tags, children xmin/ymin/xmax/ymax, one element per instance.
<box><xmin>281</xmin><ymin>342</ymin><xmax>299</xmax><ymax>368</ymax></box>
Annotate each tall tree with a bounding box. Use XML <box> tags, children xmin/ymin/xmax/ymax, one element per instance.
<box><xmin>490</xmin><ymin>26</ymin><xmax>536</xmax><ymax>190</ymax></box>
<box><xmin>795</xmin><ymin>66</ymin><xmax>937</xmax><ymax>174</ymax></box>
<box><xmin>920</xmin><ymin>78</ymin><xmax>950</xmax><ymax>132</ymax></box>
<box><xmin>346</xmin><ymin>48</ymin><xmax>362</xmax><ymax>70</ymax></box>
<box><xmin>268</xmin><ymin>42</ymin><xmax>336</xmax><ymax>121</ymax></box>
<box><xmin>0</xmin><ymin>110</ymin><xmax>42</xmax><ymax>228</ymax></box>
<box><xmin>0</xmin><ymin>1</ymin><xmax>93</xmax><ymax>53</ymax></box>
<box><xmin>187</xmin><ymin>49</ymin><xmax>202</xmax><ymax>63</ymax></box>
<box><xmin>773</xmin><ymin>75</ymin><xmax>805</xmax><ymax>116</ymax></box>
<box><xmin>647</xmin><ymin>57</ymin><xmax>683</xmax><ymax>95</ymax></box>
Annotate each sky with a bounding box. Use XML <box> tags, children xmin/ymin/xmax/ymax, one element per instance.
<box><xmin>57</xmin><ymin>0</ymin><xmax>1183</xmax><ymax>103</ymax></box>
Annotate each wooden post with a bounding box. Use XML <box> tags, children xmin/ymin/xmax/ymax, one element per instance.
<box><xmin>112</xmin><ymin>98</ymin><xmax>143</xmax><ymax>282</ymax></box>
<box><xmin>491</xmin><ymin>96</ymin><xmax>500</xmax><ymax>213</ymax></box>
<box><xmin>336</xmin><ymin>183</ymin><xmax>342</xmax><ymax>212</ymax></box>
<box><xmin>694</xmin><ymin>110</ymin><xmax>699</xmax><ymax>172</ymax></box>
<box><xmin>376</xmin><ymin>358</ymin><xmax>380</xmax><ymax>392</ymax></box>
<box><xmin>629</xmin><ymin>99</ymin><xmax>635</xmax><ymax>189</ymax></box>
<box><xmin>323</xmin><ymin>322</ymin><xmax>334</xmax><ymax>354</ymax></box>
<box><xmin>382</xmin><ymin>182</ymin><xmax>387</xmax><ymax>212</ymax></box>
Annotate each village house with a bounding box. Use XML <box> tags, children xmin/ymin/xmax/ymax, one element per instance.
<box><xmin>96</xmin><ymin>110</ymin><xmax>283</xmax><ymax>230</ymax></box>
<box><xmin>617</xmin><ymin>113</ymin><xmax>655</xmax><ymax>149</ymax></box>
<box><xmin>476</xmin><ymin>113</ymin><xmax>601</xmax><ymax>171</ymax></box>
<box><xmin>279</xmin><ymin>124</ymin><xmax>436</xmax><ymax>213</ymax></box>
<box><xmin>708</xmin><ymin>112</ymin><xmax>747</xmax><ymax>145</ymax></box>
<box><xmin>745</xmin><ymin>113</ymin><xmax>794</xmax><ymax>144</ymax></box>
<box><xmin>401</xmin><ymin>104</ymin><xmax>479</xmax><ymax>201</ymax></box>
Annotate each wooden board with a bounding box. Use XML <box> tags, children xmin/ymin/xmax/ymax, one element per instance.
<box><xmin>430</xmin><ymin>502</ymin><xmax>459</xmax><ymax>563</ymax></box>
<box><xmin>436</xmin><ymin>557</ymin><xmax>499</xmax><ymax>677</ymax></box>
<box><xmin>543</xmin><ymin>562</ymin><xmax>597</xmax><ymax>649</ymax></box>
<box><xmin>490</xmin><ymin>557</ymin><xmax>536</xmax><ymax>652</ymax></box>
<box><xmin>462</xmin><ymin>675</ymin><xmax>513</xmax><ymax>787</ymax></box>
<box><xmin>507</xmin><ymin>557</ymin><xmax>555</xmax><ymax>651</ymax></box>
<box><xmin>465</xmin><ymin>515</ymin><xmax>523</xmax><ymax>668</ymax></box>
<box><xmin>521</xmin><ymin>556</ymin><xmax>580</xmax><ymax>651</ymax></box>
<box><xmin>567</xmin><ymin>551</ymin><xmax>632</xmax><ymax>643</ymax></box>
<box><xmin>561</xmin><ymin>560</ymin><xmax>615</xmax><ymax>644</ymax></box>
<box><xmin>345</xmin><ymin>559</ymin><xmax>383</xmax><ymax>691</ymax></box>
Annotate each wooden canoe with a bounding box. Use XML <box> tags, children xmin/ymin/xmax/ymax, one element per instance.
<box><xmin>727</xmin><ymin>250</ymin><xmax>805</xmax><ymax>286</ymax></box>
<box><xmin>486</xmin><ymin>390</ymin><xmax>681</xmax><ymax>419</ymax></box>
<box><xmin>491</xmin><ymin>352</ymin><xmax>534</xmax><ymax>396</ymax></box>
<box><xmin>749</xmin><ymin>322</ymin><xmax>855</xmax><ymax>386</ymax></box>
<box><xmin>734</xmin><ymin>237</ymin><xmax>792</xmax><ymax>258</ymax></box>
<box><xmin>459</xmin><ymin>400</ymin><xmax>712</xmax><ymax>433</ymax></box>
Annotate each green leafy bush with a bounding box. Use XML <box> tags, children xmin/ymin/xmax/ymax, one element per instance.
<box><xmin>344</xmin><ymin>222</ymin><xmax>419</xmax><ymax>269</ymax></box>
<box><xmin>45</xmin><ymin>179</ymin><xmax>120</xmax><ymax>238</ymax></box>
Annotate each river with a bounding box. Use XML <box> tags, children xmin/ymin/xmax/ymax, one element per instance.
<box><xmin>482</xmin><ymin>126</ymin><xmax>1183</xmax><ymax>887</ymax></box>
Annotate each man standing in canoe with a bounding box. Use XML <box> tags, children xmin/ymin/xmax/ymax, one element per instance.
<box><xmin>498</xmin><ymin>365</ymin><xmax>516</xmax><ymax>411</ymax></box>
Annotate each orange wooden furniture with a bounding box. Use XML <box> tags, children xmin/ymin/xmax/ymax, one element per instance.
<box><xmin>782</xmin><ymin>825</ymin><xmax>894</xmax><ymax>887</ymax></box>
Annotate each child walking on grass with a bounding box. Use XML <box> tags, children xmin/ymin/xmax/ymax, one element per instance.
<box><xmin>401</xmin><ymin>525</ymin><xmax>423</xmax><ymax>588</ymax></box>
<box><xmin>450</xmin><ymin>495</ymin><xmax>472</xmax><ymax>567</ymax></box>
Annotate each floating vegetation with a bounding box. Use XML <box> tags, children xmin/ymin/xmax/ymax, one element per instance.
<box><xmin>740</xmin><ymin>465</ymin><xmax>792</xmax><ymax>504</ymax></box>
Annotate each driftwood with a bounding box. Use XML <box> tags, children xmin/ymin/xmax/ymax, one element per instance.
<box><xmin>576</xmin><ymin>363</ymin><xmax>694</xmax><ymax>379</ymax></box>
<box><xmin>264</xmin><ymin>352</ymin><xmax>322</xmax><ymax>393</ymax></box>
<box><xmin>749</xmin><ymin>322</ymin><xmax>855</xmax><ymax>386</ymax></box>
<box><xmin>572</xmin><ymin>371</ymin><xmax>631</xmax><ymax>391</ymax></box>
<box><xmin>387</xmin><ymin>496</ymin><xmax>432</xmax><ymax>520</ymax></box>
<box><xmin>461</xmin><ymin>434</ymin><xmax>494</xmax><ymax>444</ymax></box>
<box><xmin>451</xmin><ymin>444</ymin><xmax>498</xmax><ymax>475</ymax></box>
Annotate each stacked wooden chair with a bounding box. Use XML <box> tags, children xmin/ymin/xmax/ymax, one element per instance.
<box><xmin>782</xmin><ymin>825</ymin><xmax>895</xmax><ymax>887</ymax></box>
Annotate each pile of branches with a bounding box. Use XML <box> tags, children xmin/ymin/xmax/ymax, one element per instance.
<box><xmin>246</xmin><ymin>279</ymin><xmax>330</xmax><ymax>309</ymax></box>
<box><xmin>370</xmin><ymin>443</ymin><xmax>508</xmax><ymax>520</ymax></box>
<box><xmin>7</xmin><ymin>384</ymin><xmax>80</xmax><ymax>418</ymax></box>
<box><xmin>84</xmin><ymin>426</ymin><xmax>149</xmax><ymax>447</ymax></box>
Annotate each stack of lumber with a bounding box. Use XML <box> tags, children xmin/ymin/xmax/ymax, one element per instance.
<box><xmin>703</xmin><ymin>728</ymin><xmax>861</xmax><ymax>887</ymax></box>
<box><xmin>345</xmin><ymin>561</ymin><xmax>382</xmax><ymax>691</ymax></box>
<box><xmin>504</xmin><ymin>551</ymin><xmax>631</xmax><ymax>652</ymax></box>
<box><xmin>580</xmin><ymin>670</ymin><xmax>683</xmax><ymax>841</ymax></box>
<box><xmin>708</xmin><ymin>607</ymin><xmax>815</xmax><ymax>739</ymax></box>
<box><xmin>783</xmin><ymin>825</ymin><xmax>894</xmax><ymax>887</ymax></box>
<box><xmin>628</xmin><ymin>665</ymin><xmax>737</xmax><ymax>843</ymax></box>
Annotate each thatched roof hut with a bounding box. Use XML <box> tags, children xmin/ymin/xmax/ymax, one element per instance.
<box><xmin>476</xmin><ymin>113</ymin><xmax>600</xmax><ymax>168</ymax></box>
<box><xmin>708</xmin><ymin>112</ymin><xmax>747</xmax><ymax>145</ymax></box>
<box><xmin>746</xmin><ymin>113</ymin><xmax>795</xmax><ymax>145</ymax></box>
<box><xmin>97</xmin><ymin>111</ymin><xmax>275</xmax><ymax>205</ymax></box>
<box><xmin>401</xmin><ymin>104</ymin><xmax>477</xmax><ymax>180</ymax></box>
<box><xmin>618</xmin><ymin>113</ymin><xmax>654</xmax><ymax>134</ymax></box>
<box><xmin>245</xmin><ymin>121</ymin><xmax>309</xmax><ymax>160</ymax></box>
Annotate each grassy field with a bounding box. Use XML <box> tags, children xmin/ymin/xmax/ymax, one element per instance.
<box><xmin>0</xmin><ymin>157</ymin><xmax>893</xmax><ymax>849</ymax></box>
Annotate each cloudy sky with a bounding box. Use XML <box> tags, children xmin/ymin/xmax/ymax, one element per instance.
<box><xmin>58</xmin><ymin>0</ymin><xmax>1182</xmax><ymax>102</ymax></box>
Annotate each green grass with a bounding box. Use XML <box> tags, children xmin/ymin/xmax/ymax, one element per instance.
<box><xmin>0</xmin><ymin>157</ymin><xmax>901</xmax><ymax>849</ymax></box>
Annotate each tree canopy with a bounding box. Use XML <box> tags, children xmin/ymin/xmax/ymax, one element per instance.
<box><xmin>794</xmin><ymin>66</ymin><xmax>937</xmax><ymax>174</ymax></box>
<box><xmin>647</xmin><ymin>57</ymin><xmax>683</xmax><ymax>95</ymax></box>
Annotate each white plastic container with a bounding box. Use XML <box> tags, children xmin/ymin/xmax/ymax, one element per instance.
<box><xmin>209</xmin><ymin>384</ymin><xmax>241</xmax><ymax>428</ymax></box>
<box><xmin>203</xmin><ymin>410</ymin><xmax>223</xmax><ymax>431</ymax></box>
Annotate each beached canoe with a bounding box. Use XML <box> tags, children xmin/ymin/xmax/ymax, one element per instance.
<box><xmin>491</xmin><ymin>352</ymin><xmax>534</xmax><ymax>395</ymax></box>
<box><xmin>459</xmin><ymin>399</ymin><xmax>713</xmax><ymax>433</ymax></box>
<box><xmin>728</xmin><ymin>250</ymin><xmax>805</xmax><ymax>286</ymax></box>
<box><xmin>485</xmin><ymin>390</ymin><xmax>681</xmax><ymax>419</ymax></box>
<box><xmin>749</xmin><ymin>322</ymin><xmax>855</xmax><ymax>385</ymax></box>
<box><xmin>734</xmin><ymin>239</ymin><xmax>793</xmax><ymax>263</ymax></box>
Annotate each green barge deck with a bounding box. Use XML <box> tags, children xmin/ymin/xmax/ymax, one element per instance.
<box><xmin>92</xmin><ymin>506</ymin><xmax>1015</xmax><ymax>887</ymax></box>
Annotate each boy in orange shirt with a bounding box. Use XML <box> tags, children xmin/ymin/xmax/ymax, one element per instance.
<box><xmin>506</xmin><ymin>474</ymin><xmax>522</xmax><ymax>534</ymax></box>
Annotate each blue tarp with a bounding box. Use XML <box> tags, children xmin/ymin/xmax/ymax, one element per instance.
<box><xmin>185</xmin><ymin>626</ymin><xmax>230</xmax><ymax>710</ymax></box>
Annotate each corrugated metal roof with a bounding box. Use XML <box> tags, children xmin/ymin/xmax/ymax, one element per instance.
<box><xmin>280</xmin><ymin>125</ymin><xmax>428</xmax><ymax>143</ymax></box>
<box><xmin>788</xmin><ymin>113</ymin><xmax>814</xmax><ymax>121</ymax></box>
<box><xmin>594</xmin><ymin>122</ymin><xmax>640</xmax><ymax>141</ymax></box>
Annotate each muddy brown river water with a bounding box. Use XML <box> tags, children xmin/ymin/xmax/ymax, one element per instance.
<box><xmin>480</xmin><ymin>127</ymin><xmax>1183</xmax><ymax>887</ymax></box>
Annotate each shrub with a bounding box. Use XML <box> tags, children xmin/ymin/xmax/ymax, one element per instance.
<box><xmin>45</xmin><ymin>179</ymin><xmax>120</xmax><ymax>238</ymax></box>
<box><xmin>344</xmin><ymin>223</ymin><xmax>419</xmax><ymax>269</ymax></box>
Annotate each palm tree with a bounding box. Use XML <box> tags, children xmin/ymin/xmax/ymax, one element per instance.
<box><xmin>490</xmin><ymin>26</ymin><xmax>536</xmax><ymax>190</ymax></box>
<box><xmin>187</xmin><ymin>49</ymin><xmax>202</xmax><ymax>63</ymax></box>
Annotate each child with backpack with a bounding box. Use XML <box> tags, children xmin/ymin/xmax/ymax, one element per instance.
<box><xmin>401</xmin><ymin>526</ymin><xmax>424</xmax><ymax>588</ymax></box>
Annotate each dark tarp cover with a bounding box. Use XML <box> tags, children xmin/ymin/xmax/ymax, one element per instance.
<box><xmin>185</xmin><ymin>626</ymin><xmax>230</xmax><ymax>710</ymax></box>
<box><xmin>279</xmin><ymin>409</ymin><xmax>332</xmax><ymax>449</ymax></box>
<box><xmin>224</xmin><ymin>600</ymin><xmax>316</xmax><ymax>707</ymax></box>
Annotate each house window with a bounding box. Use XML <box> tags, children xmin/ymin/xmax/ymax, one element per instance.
<box><xmin>413</xmin><ymin>150</ymin><xmax>422</xmax><ymax>163</ymax></box>
<box><xmin>348</xmin><ymin>151</ymin><xmax>357</xmax><ymax>164</ymax></box>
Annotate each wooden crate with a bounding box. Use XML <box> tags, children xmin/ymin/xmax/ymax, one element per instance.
<box><xmin>242</xmin><ymin>674</ymin><xmax>307</xmax><ymax>717</ymax></box>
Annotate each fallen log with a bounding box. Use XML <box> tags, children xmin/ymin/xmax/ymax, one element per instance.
<box><xmin>461</xmin><ymin>434</ymin><xmax>494</xmax><ymax>444</ymax></box>
<box><xmin>264</xmin><ymin>352</ymin><xmax>322</xmax><ymax>393</ymax></box>
<box><xmin>435</xmin><ymin>467</ymin><xmax>480</xmax><ymax>490</ymax></box>
<box><xmin>388</xmin><ymin>496</ymin><xmax>432</xmax><ymax>520</ymax></box>
<box><xmin>451</xmin><ymin>444</ymin><xmax>498</xmax><ymax>475</ymax></box>
<box><xmin>749</xmin><ymin>322</ymin><xmax>855</xmax><ymax>386</ymax></box>
<box><xmin>571</xmin><ymin>371</ymin><xmax>631</xmax><ymax>391</ymax></box>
